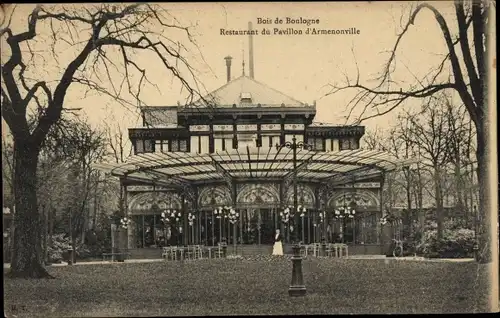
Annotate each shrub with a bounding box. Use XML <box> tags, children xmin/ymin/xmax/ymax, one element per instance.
<box><xmin>47</xmin><ymin>234</ymin><xmax>90</xmax><ymax>263</ymax></box>
<box><xmin>416</xmin><ymin>228</ymin><xmax>475</xmax><ymax>258</ymax></box>
<box><xmin>47</xmin><ymin>234</ymin><xmax>72</xmax><ymax>263</ymax></box>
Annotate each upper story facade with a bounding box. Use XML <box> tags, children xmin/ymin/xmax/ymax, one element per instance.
<box><xmin>128</xmin><ymin>75</ymin><xmax>365</xmax><ymax>155</ymax></box>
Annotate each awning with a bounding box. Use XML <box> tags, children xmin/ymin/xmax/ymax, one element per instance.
<box><xmin>93</xmin><ymin>147</ymin><xmax>416</xmax><ymax>188</ymax></box>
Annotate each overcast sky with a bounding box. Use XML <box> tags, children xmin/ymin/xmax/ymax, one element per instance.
<box><xmin>2</xmin><ymin>2</ymin><xmax>463</xmax><ymax>142</ymax></box>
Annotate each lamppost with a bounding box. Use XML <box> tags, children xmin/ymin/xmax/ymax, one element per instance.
<box><xmin>161</xmin><ymin>208</ymin><xmax>181</xmax><ymax>245</ymax></box>
<box><xmin>276</xmin><ymin>136</ymin><xmax>312</xmax><ymax>297</ymax></box>
<box><xmin>228</xmin><ymin>208</ymin><xmax>239</xmax><ymax>252</ymax></box>
<box><xmin>319</xmin><ymin>210</ymin><xmax>327</xmax><ymax>255</ymax></box>
<box><xmin>299</xmin><ymin>205</ymin><xmax>306</xmax><ymax>243</ymax></box>
<box><xmin>188</xmin><ymin>212</ymin><xmax>196</xmax><ymax>245</ymax></box>
<box><xmin>334</xmin><ymin>195</ymin><xmax>356</xmax><ymax>243</ymax></box>
<box><xmin>214</xmin><ymin>207</ymin><xmax>223</xmax><ymax>244</ymax></box>
<box><xmin>280</xmin><ymin>206</ymin><xmax>293</xmax><ymax>242</ymax></box>
<box><xmin>214</xmin><ymin>206</ymin><xmax>231</xmax><ymax>244</ymax></box>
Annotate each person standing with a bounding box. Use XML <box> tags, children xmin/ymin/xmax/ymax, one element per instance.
<box><xmin>272</xmin><ymin>229</ymin><xmax>284</xmax><ymax>255</ymax></box>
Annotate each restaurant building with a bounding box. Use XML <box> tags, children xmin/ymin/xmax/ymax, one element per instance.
<box><xmin>95</xmin><ymin>36</ymin><xmax>412</xmax><ymax>255</ymax></box>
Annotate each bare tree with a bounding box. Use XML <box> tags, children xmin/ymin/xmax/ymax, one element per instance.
<box><xmin>403</xmin><ymin>97</ymin><xmax>453</xmax><ymax>239</ymax></box>
<box><xmin>361</xmin><ymin>127</ymin><xmax>387</xmax><ymax>151</ymax></box>
<box><xmin>105</xmin><ymin>120</ymin><xmax>132</xmax><ymax>164</ymax></box>
<box><xmin>325</xmin><ymin>1</ymin><xmax>495</xmax><ymax>263</ymax></box>
<box><xmin>1</xmin><ymin>4</ymin><xmax>205</xmax><ymax>278</ymax></box>
<box><xmin>442</xmin><ymin>98</ymin><xmax>476</xmax><ymax>224</ymax></box>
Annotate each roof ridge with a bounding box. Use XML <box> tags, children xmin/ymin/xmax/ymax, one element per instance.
<box><xmin>192</xmin><ymin>75</ymin><xmax>305</xmax><ymax>107</ymax></box>
<box><xmin>195</xmin><ymin>75</ymin><xmax>246</xmax><ymax>106</ymax></box>
<box><xmin>246</xmin><ymin>76</ymin><xmax>305</xmax><ymax>106</ymax></box>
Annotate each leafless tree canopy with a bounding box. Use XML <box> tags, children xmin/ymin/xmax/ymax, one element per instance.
<box><xmin>363</xmin><ymin>93</ymin><xmax>478</xmax><ymax>239</ymax></box>
<box><xmin>1</xmin><ymin>4</ymin><xmax>206</xmax><ymax>146</ymax></box>
<box><xmin>324</xmin><ymin>0</ymin><xmax>494</xmax><ymax>263</ymax></box>
<box><xmin>325</xmin><ymin>1</ymin><xmax>492</xmax><ymax>127</ymax></box>
<box><xmin>1</xmin><ymin>3</ymin><xmax>209</xmax><ymax>278</ymax></box>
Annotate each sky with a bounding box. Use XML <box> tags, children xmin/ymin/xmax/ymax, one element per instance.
<box><xmin>1</xmin><ymin>1</ymin><xmax>474</xmax><ymax>144</ymax></box>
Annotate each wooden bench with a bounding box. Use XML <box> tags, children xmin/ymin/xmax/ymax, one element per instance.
<box><xmin>102</xmin><ymin>252</ymin><xmax>131</xmax><ymax>262</ymax></box>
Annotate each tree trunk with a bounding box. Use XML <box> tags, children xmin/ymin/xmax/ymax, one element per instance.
<box><xmin>453</xmin><ymin>159</ymin><xmax>465</xmax><ymax>223</ymax></box>
<box><xmin>8</xmin><ymin>140</ymin><xmax>53</xmax><ymax>279</ymax></box>
<box><xmin>434</xmin><ymin>166</ymin><xmax>444</xmax><ymax>240</ymax></box>
<box><xmin>405</xmin><ymin>170</ymin><xmax>412</xmax><ymax>238</ymax></box>
<box><xmin>475</xmin><ymin>122</ymin><xmax>492</xmax><ymax>264</ymax></box>
<box><xmin>416</xmin><ymin>165</ymin><xmax>425</xmax><ymax>229</ymax></box>
<box><xmin>69</xmin><ymin>209</ymin><xmax>76</xmax><ymax>264</ymax></box>
<box><xmin>42</xmin><ymin>204</ymin><xmax>48</xmax><ymax>264</ymax></box>
<box><xmin>48</xmin><ymin>208</ymin><xmax>54</xmax><ymax>262</ymax></box>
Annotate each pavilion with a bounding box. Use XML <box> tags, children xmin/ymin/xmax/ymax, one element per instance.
<box><xmin>93</xmin><ymin>26</ymin><xmax>415</xmax><ymax>255</ymax></box>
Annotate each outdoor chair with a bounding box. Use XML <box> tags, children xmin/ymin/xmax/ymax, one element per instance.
<box><xmin>193</xmin><ymin>245</ymin><xmax>203</xmax><ymax>259</ymax></box>
<box><xmin>185</xmin><ymin>246</ymin><xmax>195</xmax><ymax>260</ymax></box>
<box><xmin>333</xmin><ymin>243</ymin><xmax>348</xmax><ymax>258</ymax></box>
<box><xmin>325</xmin><ymin>244</ymin><xmax>335</xmax><ymax>257</ymax></box>
<box><xmin>214</xmin><ymin>244</ymin><xmax>224</xmax><ymax>258</ymax></box>
<box><xmin>161</xmin><ymin>247</ymin><xmax>169</xmax><ymax>259</ymax></box>
<box><xmin>299</xmin><ymin>244</ymin><xmax>307</xmax><ymax>258</ymax></box>
<box><xmin>169</xmin><ymin>246</ymin><xmax>178</xmax><ymax>261</ymax></box>
<box><xmin>310</xmin><ymin>243</ymin><xmax>321</xmax><ymax>257</ymax></box>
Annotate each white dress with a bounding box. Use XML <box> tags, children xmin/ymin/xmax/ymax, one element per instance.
<box><xmin>272</xmin><ymin>234</ymin><xmax>284</xmax><ymax>255</ymax></box>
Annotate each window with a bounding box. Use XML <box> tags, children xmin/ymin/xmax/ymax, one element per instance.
<box><xmin>179</xmin><ymin>140</ymin><xmax>187</xmax><ymax>152</ymax></box>
<box><xmin>171</xmin><ymin>140</ymin><xmax>179</xmax><ymax>152</ymax></box>
<box><xmin>224</xmin><ymin>138</ymin><xmax>232</xmax><ymax>151</ymax></box>
<box><xmin>263</xmin><ymin>135</ymin><xmax>280</xmax><ymax>148</ymax></box>
<box><xmin>144</xmin><ymin>140</ymin><xmax>153</xmax><ymax>153</ymax></box>
<box><xmin>240</xmin><ymin>92</ymin><xmax>252</xmax><ymax>104</ymax></box>
<box><xmin>340</xmin><ymin>138</ymin><xmax>358</xmax><ymax>150</ymax></box>
<box><xmin>136</xmin><ymin>140</ymin><xmax>144</xmax><ymax>154</ymax></box>
<box><xmin>256</xmin><ymin>135</ymin><xmax>262</xmax><ymax>147</ymax></box>
<box><xmin>351</xmin><ymin>138</ymin><xmax>359</xmax><ymax>149</ymax></box>
<box><xmin>272</xmin><ymin>136</ymin><xmax>281</xmax><ymax>148</ymax></box>
<box><xmin>154</xmin><ymin>140</ymin><xmax>169</xmax><ymax>153</ymax></box>
<box><xmin>155</xmin><ymin>140</ymin><xmax>162</xmax><ymax>153</ymax></box>
<box><xmin>339</xmin><ymin>139</ymin><xmax>351</xmax><ymax>150</ymax></box>
<box><xmin>214</xmin><ymin>138</ymin><xmax>223</xmax><ymax>152</ymax></box>
<box><xmin>190</xmin><ymin>136</ymin><xmax>199</xmax><ymax>153</ymax></box>
<box><xmin>325</xmin><ymin>139</ymin><xmax>334</xmax><ymax>152</ymax></box>
<box><xmin>314</xmin><ymin>138</ymin><xmax>324</xmax><ymax>151</ymax></box>
<box><xmin>200</xmin><ymin>136</ymin><xmax>209</xmax><ymax>153</ymax></box>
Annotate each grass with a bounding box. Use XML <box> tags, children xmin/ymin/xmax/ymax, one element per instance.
<box><xmin>3</xmin><ymin>256</ymin><xmax>491</xmax><ymax>316</ymax></box>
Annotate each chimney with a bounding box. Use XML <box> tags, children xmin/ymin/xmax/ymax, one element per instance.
<box><xmin>224</xmin><ymin>56</ymin><xmax>232</xmax><ymax>83</ymax></box>
<box><xmin>248</xmin><ymin>22</ymin><xmax>254</xmax><ymax>79</ymax></box>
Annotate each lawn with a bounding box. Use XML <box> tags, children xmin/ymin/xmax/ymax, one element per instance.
<box><xmin>3</xmin><ymin>256</ymin><xmax>491</xmax><ymax>316</ymax></box>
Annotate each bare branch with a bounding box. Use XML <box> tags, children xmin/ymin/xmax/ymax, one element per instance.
<box><xmin>325</xmin><ymin>2</ymin><xmax>483</xmax><ymax>128</ymax></box>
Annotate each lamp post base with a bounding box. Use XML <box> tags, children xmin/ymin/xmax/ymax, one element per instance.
<box><xmin>288</xmin><ymin>244</ymin><xmax>306</xmax><ymax>297</ymax></box>
<box><xmin>288</xmin><ymin>285</ymin><xmax>307</xmax><ymax>297</ymax></box>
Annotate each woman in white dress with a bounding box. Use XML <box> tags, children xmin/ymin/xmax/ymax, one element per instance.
<box><xmin>272</xmin><ymin>229</ymin><xmax>284</xmax><ymax>255</ymax></box>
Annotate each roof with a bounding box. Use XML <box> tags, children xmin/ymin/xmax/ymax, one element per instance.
<box><xmin>191</xmin><ymin>75</ymin><xmax>306</xmax><ymax>108</ymax></box>
<box><xmin>93</xmin><ymin>148</ymin><xmax>416</xmax><ymax>191</ymax></box>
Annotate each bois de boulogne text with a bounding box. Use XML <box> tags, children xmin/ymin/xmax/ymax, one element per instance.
<box><xmin>220</xmin><ymin>17</ymin><xmax>361</xmax><ymax>36</ymax></box>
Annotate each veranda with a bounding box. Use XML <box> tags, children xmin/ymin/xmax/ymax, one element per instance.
<box><xmin>94</xmin><ymin>147</ymin><xmax>415</xmax><ymax>254</ymax></box>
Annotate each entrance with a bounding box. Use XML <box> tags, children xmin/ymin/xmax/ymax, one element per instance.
<box><xmin>133</xmin><ymin>214</ymin><xmax>176</xmax><ymax>248</ymax></box>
